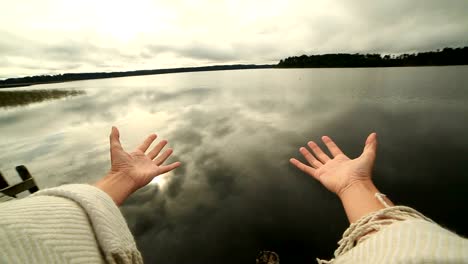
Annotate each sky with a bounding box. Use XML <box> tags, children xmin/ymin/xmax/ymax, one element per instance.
<box><xmin>1</xmin><ymin>0</ymin><xmax>468</xmax><ymax>78</ymax></box>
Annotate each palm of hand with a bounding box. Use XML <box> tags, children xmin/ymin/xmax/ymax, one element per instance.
<box><xmin>315</xmin><ymin>154</ymin><xmax>373</xmax><ymax>194</ymax></box>
<box><xmin>290</xmin><ymin>134</ymin><xmax>377</xmax><ymax>195</ymax></box>
<box><xmin>111</xmin><ymin>150</ymin><xmax>159</xmax><ymax>187</ymax></box>
<box><xmin>109</xmin><ymin>127</ymin><xmax>181</xmax><ymax>189</ymax></box>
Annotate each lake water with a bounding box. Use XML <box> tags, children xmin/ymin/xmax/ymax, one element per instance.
<box><xmin>1</xmin><ymin>67</ymin><xmax>468</xmax><ymax>263</ymax></box>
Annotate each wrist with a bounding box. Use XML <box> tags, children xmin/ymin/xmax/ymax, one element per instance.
<box><xmin>338</xmin><ymin>179</ymin><xmax>394</xmax><ymax>223</ymax></box>
<box><xmin>94</xmin><ymin>171</ymin><xmax>137</xmax><ymax>206</ymax></box>
<box><xmin>338</xmin><ymin>179</ymin><xmax>378</xmax><ymax>200</ymax></box>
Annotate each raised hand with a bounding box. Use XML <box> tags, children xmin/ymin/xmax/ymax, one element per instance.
<box><xmin>95</xmin><ymin>126</ymin><xmax>181</xmax><ymax>205</ymax></box>
<box><xmin>109</xmin><ymin>126</ymin><xmax>181</xmax><ymax>189</ymax></box>
<box><xmin>290</xmin><ymin>133</ymin><xmax>377</xmax><ymax>196</ymax></box>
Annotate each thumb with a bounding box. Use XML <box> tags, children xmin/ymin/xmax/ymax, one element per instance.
<box><xmin>110</xmin><ymin>126</ymin><xmax>123</xmax><ymax>151</ymax></box>
<box><xmin>360</xmin><ymin>132</ymin><xmax>377</xmax><ymax>161</ymax></box>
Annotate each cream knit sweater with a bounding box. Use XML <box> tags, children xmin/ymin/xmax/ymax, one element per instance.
<box><xmin>0</xmin><ymin>184</ymin><xmax>142</xmax><ymax>264</ymax></box>
<box><xmin>2</xmin><ymin>186</ymin><xmax>467</xmax><ymax>264</ymax></box>
<box><xmin>318</xmin><ymin>194</ymin><xmax>468</xmax><ymax>263</ymax></box>
<box><xmin>330</xmin><ymin>218</ymin><xmax>468</xmax><ymax>263</ymax></box>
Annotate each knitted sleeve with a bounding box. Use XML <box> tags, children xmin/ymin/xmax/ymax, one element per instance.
<box><xmin>32</xmin><ymin>184</ymin><xmax>143</xmax><ymax>264</ymax></box>
<box><xmin>0</xmin><ymin>184</ymin><xmax>143</xmax><ymax>263</ymax></box>
<box><xmin>317</xmin><ymin>193</ymin><xmax>468</xmax><ymax>264</ymax></box>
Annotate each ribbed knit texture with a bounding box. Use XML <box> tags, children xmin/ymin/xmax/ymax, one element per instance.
<box><xmin>318</xmin><ymin>193</ymin><xmax>468</xmax><ymax>264</ymax></box>
<box><xmin>0</xmin><ymin>194</ymin><xmax>14</xmax><ymax>203</ymax></box>
<box><xmin>331</xmin><ymin>219</ymin><xmax>468</xmax><ymax>263</ymax></box>
<box><xmin>0</xmin><ymin>184</ymin><xmax>143</xmax><ymax>264</ymax></box>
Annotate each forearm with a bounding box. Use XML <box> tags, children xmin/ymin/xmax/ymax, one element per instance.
<box><xmin>338</xmin><ymin>180</ymin><xmax>394</xmax><ymax>223</ymax></box>
<box><xmin>94</xmin><ymin>172</ymin><xmax>137</xmax><ymax>206</ymax></box>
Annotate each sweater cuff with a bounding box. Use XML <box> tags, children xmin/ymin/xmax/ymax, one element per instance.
<box><xmin>32</xmin><ymin>184</ymin><xmax>142</xmax><ymax>264</ymax></box>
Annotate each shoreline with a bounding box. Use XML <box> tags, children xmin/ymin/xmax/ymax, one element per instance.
<box><xmin>2</xmin><ymin>63</ymin><xmax>468</xmax><ymax>89</ymax></box>
<box><xmin>0</xmin><ymin>64</ymin><xmax>275</xmax><ymax>89</ymax></box>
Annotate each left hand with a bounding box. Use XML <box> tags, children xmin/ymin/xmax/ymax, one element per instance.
<box><xmin>95</xmin><ymin>126</ymin><xmax>181</xmax><ymax>205</ymax></box>
<box><xmin>108</xmin><ymin>126</ymin><xmax>181</xmax><ymax>189</ymax></box>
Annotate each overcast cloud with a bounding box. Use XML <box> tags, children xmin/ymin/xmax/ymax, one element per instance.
<box><xmin>1</xmin><ymin>0</ymin><xmax>467</xmax><ymax>78</ymax></box>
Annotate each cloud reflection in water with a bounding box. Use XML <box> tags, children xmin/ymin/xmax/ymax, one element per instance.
<box><xmin>0</xmin><ymin>67</ymin><xmax>467</xmax><ymax>263</ymax></box>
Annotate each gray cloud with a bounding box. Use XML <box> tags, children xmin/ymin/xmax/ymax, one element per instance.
<box><xmin>147</xmin><ymin>44</ymin><xmax>238</xmax><ymax>62</ymax></box>
<box><xmin>320</xmin><ymin>0</ymin><xmax>468</xmax><ymax>53</ymax></box>
<box><xmin>0</xmin><ymin>31</ymin><xmax>143</xmax><ymax>76</ymax></box>
<box><xmin>1</xmin><ymin>0</ymin><xmax>467</xmax><ymax>78</ymax></box>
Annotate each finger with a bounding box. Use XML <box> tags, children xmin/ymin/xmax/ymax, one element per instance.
<box><xmin>154</xmin><ymin>148</ymin><xmax>173</xmax><ymax>165</ymax></box>
<box><xmin>137</xmin><ymin>134</ymin><xmax>157</xmax><ymax>153</ymax></box>
<box><xmin>158</xmin><ymin>161</ymin><xmax>181</xmax><ymax>174</ymax></box>
<box><xmin>299</xmin><ymin>147</ymin><xmax>323</xmax><ymax>168</ymax></box>
<box><xmin>322</xmin><ymin>136</ymin><xmax>344</xmax><ymax>157</ymax></box>
<box><xmin>110</xmin><ymin>126</ymin><xmax>123</xmax><ymax>151</ymax></box>
<box><xmin>307</xmin><ymin>141</ymin><xmax>331</xmax><ymax>163</ymax></box>
<box><xmin>289</xmin><ymin>158</ymin><xmax>318</xmax><ymax>180</ymax></box>
<box><xmin>360</xmin><ymin>132</ymin><xmax>377</xmax><ymax>161</ymax></box>
<box><xmin>147</xmin><ymin>140</ymin><xmax>168</xmax><ymax>159</ymax></box>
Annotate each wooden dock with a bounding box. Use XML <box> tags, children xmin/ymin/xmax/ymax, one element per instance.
<box><xmin>0</xmin><ymin>166</ymin><xmax>39</xmax><ymax>198</ymax></box>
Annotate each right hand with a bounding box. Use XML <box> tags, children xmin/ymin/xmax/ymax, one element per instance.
<box><xmin>290</xmin><ymin>133</ymin><xmax>378</xmax><ymax>196</ymax></box>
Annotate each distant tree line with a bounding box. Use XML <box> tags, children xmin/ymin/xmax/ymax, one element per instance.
<box><xmin>0</xmin><ymin>64</ymin><xmax>273</xmax><ymax>88</ymax></box>
<box><xmin>278</xmin><ymin>46</ymin><xmax>468</xmax><ymax>68</ymax></box>
<box><xmin>2</xmin><ymin>47</ymin><xmax>467</xmax><ymax>88</ymax></box>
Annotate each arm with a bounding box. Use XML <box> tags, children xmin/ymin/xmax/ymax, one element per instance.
<box><xmin>290</xmin><ymin>133</ymin><xmax>393</xmax><ymax>223</ymax></box>
<box><xmin>95</xmin><ymin>127</ymin><xmax>181</xmax><ymax>206</ymax></box>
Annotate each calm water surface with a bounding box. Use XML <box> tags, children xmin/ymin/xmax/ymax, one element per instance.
<box><xmin>1</xmin><ymin>67</ymin><xmax>468</xmax><ymax>263</ymax></box>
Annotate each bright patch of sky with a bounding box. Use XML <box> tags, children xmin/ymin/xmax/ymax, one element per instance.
<box><xmin>1</xmin><ymin>0</ymin><xmax>467</xmax><ymax>78</ymax></box>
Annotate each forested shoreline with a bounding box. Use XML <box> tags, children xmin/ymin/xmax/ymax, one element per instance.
<box><xmin>0</xmin><ymin>64</ymin><xmax>273</xmax><ymax>88</ymax></box>
<box><xmin>278</xmin><ymin>47</ymin><xmax>468</xmax><ymax>68</ymax></box>
<box><xmin>1</xmin><ymin>46</ymin><xmax>467</xmax><ymax>88</ymax></box>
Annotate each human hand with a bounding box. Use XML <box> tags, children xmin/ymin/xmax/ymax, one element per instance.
<box><xmin>108</xmin><ymin>126</ymin><xmax>181</xmax><ymax>189</ymax></box>
<box><xmin>290</xmin><ymin>133</ymin><xmax>377</xmax><ymax>196</ymax></box>
<box><xmin>95</xmin><ymin>126</ymin><xmax>181</xmax><ymax>205</ymax></box>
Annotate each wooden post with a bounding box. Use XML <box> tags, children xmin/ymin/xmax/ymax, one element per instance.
<box><xmin>15</xmin><ymin>165</ymin><xmax>39</xmax><ymax>193</ymax></box>
<box><xmin>0</xmin><ymin>166</ymin><xmax>39</xmax><ymax>197</ymax></box>
<box><xmin>0</xmin><ymin>172</ymin><xmax>17</xmax><ymax>198</ymax></box>
<box><xmin>0</xmin><ymin>172</ymin><xmax>9</xmax><ymax>189</ymax></box>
